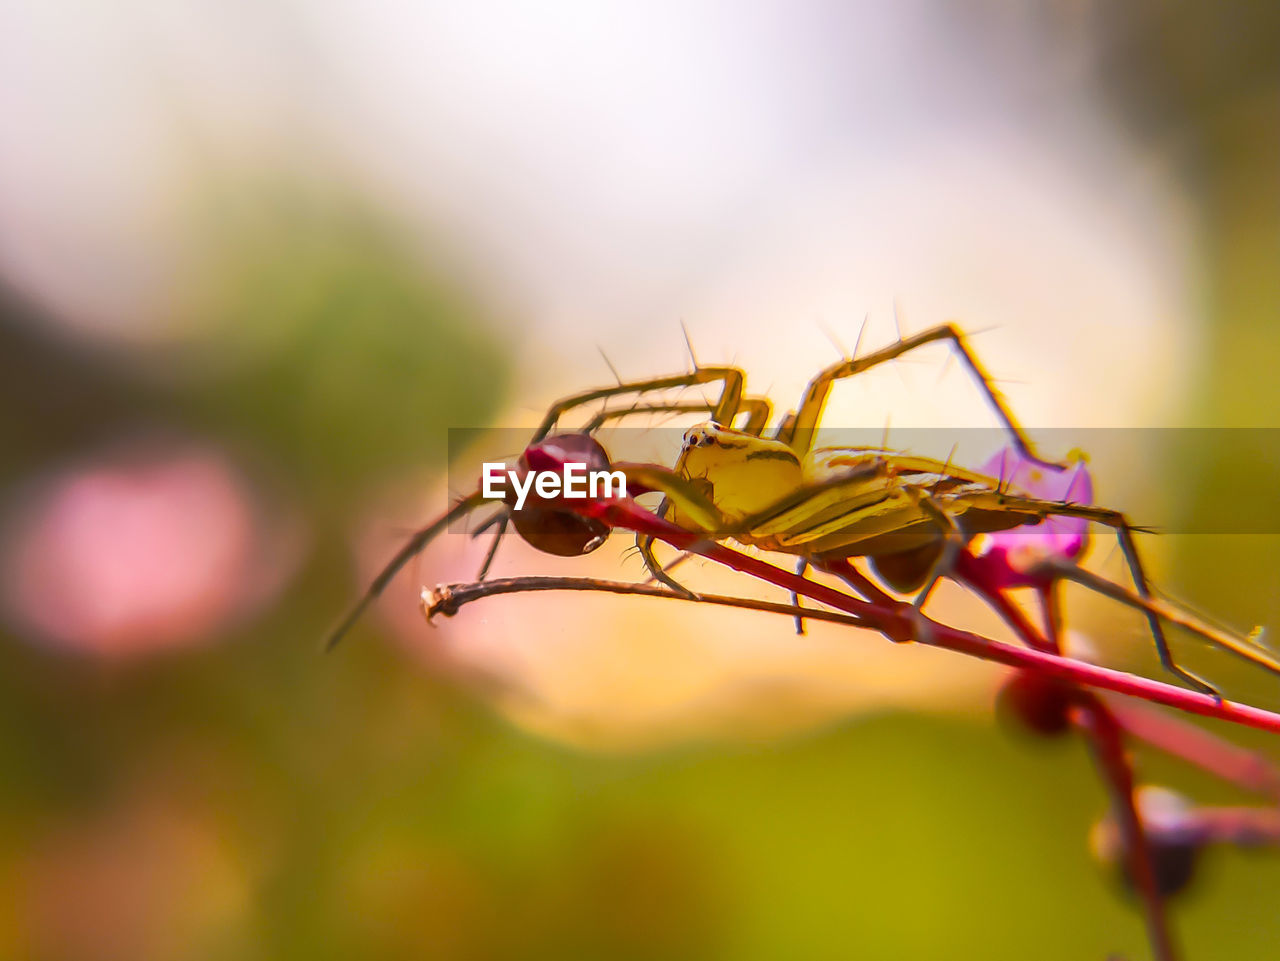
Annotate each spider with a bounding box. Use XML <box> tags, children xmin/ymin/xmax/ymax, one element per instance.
<box><xmin>328</xmin><ymin>324</ymin><xmax>1278</xmax><ymax>697</ymax></box>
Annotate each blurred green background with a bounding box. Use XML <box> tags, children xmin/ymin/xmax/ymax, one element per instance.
<box><xmin>1</xmin><ymin>3</ymin><xmax>1279</xmax><ymax>959</ymax></box>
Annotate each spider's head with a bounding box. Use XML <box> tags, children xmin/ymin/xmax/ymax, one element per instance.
<box><xmin>679</xmin><ymin>420</ymin><xmax>767</xmax><ymax>457</ymax></box>
<box><xmin>681</xmin><ymin>421</ymin><xmax>734</xmax><ymax>451</ymax></box>
<box><xmin>677</xmin><ymin>421</ymin><xmax>802</xmax><ymax>521</ymax></box>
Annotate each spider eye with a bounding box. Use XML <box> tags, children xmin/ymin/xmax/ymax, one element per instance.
<box><xmin>683</xmin><ymin>427</ymin><xmax>718</xmax><ymax>449</ymax></box>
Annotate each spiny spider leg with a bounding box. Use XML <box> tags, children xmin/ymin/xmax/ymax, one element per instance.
<box><xmin>775</xmin><ymin>323</ymin><xmax>1058</xmax><ymax>466</ymax></box>
<box><xmin>625</xmin><ymin>400</ymin><xmax>774</xmax><ymax>598</ymax></box>
<box><xmin>334</xmin><ymin>372</ymin><xmax>759</xmax><ymax>642</ymax></box>
<box><xmin>476</xmin><ymin>369</ymin><xmax>754</xmax><ymax>584</ymax></box>
<box><xmin>325</xmin><ymin>491</ymin><xmax>487</xmax><ymax>650</ymax></box>
<box><xmin>584</xmin><ymin>398</ymin><xmax>772</xmax><ymax>433</ymax></box>
<box><xmin>1037</xmin><ymin>554</ymin><xmax>1280</xmax><ymax>684</ymax></box>
<box><xmin>968</xmin><ymin>491</ymin><xmax>1223</xmax><ymax>698</ymax></box>
<box><xmin>768</xmin><ymin>323</ymin><xmax>1063</xmax><ymax>632</ymax></box>
<box><xmin>533</xmin><ymin>367</ymin><xmax>747</xmax><ymax>441</ymax></box>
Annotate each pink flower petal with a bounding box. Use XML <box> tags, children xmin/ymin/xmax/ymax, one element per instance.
<box><xmin>957</xmin><ymin>447</ymin><xmax>1093</xmax><ymax>590</ymax></box>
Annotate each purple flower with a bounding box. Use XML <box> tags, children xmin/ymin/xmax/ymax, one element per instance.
<box><xmin>958</xmin><ymin>446</ymin><xmax>1093</xmax><ymax>590</ymax></box>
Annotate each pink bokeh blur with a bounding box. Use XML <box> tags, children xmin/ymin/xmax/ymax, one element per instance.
<box><xmin>1</xmin><ymin>444</ymin><xmax>303</xmax><ymax>656</ymax></box>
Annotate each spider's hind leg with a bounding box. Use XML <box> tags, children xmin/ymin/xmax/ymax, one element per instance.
<box><xmin>990</xmin><ymin>494</ymin><xmax>1224</xmax><ymax>700</ymax></box>
<box><xmin>777</xmin><ymin>323</ymin><xmax>1064</xmax><ymax>469</ymax></box>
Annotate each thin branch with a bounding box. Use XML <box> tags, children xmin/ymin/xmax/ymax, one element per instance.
<box><xmin>422</xmin><ymin>576</ymin><xmax>873</xmax><ymax>630</ymax></box>
<box><xmin>421</xmin><ymin>567</ymin><xmax>1280</xmax><ymax>736</ymax></box>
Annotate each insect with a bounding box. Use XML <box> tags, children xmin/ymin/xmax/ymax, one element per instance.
<box><xmin>327</xmin><ymin>324</ymin><xmax>1280</xmax><ymax>697</ymax></box>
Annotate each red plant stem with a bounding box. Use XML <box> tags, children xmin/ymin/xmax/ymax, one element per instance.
<box><xmin>958</xmin><ymin>575</ymin><xmax>1056</xmax><ymax>652</ymax></box>
<box><xmin>1035</xmin><ymin>583</ymin><xmax>1178</xmax><ymax>961</ymax></box>
<box><xmin>956</xmin><ymin>575</ymin><xmax>1177</xmax><ymax>957</ymax></box>
<box><xmin>586</xmin><ymin>497</ymin><xmax>1280</xmax><ymax>735</ymax></box>
<box><xmin>1038</xmin><ymin>582</ymin><xmax>1065</xmax><ymax>652</ymax></box>
<box><xmin>1078</xmin><ymin>700</ymin><xmax>1180</xmax><ymax>961</ymax></box>
<box><xmin>1105</xmin><ymin>698</ymin><xmax>1280</xmax><ymax>799</ymax></box>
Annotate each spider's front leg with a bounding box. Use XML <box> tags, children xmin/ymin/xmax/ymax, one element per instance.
<box><xmin>630</xmin><ymin>408</ymin><xmax>784</xmax><ymax>596</ymax></box>
<box><xmin>618</xmin><ymin>461</ymin><xmax>729</xmax><ymax>598</ymax></box>
<box><xmin>475</xmin><ymin>366</ymin><xmax>756</xmax><ymax>581</ymax></box>
<box><xmin>583</xmin><ymin>398</ymin><xmax>773</xmax><ymax>434</ymax></box>
<box><xmin>325</xmin><ymin>490</ymin><xmax>490</xmax><ymax>650</ymax></box>
<box><xmin>583</xmin><ymin>397</ymin><xmax>775</xmax><ymax>593</ymax></box>
<box><xmin>533</xmin><ymin>366</ymin><xmax>749</xmax><ymax>441</ymax></box>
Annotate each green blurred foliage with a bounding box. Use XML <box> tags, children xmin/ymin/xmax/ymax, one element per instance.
<box><xmin>1091</xmin><ymin>3</ymin><xmax>1280</xmax><ymax>627</ymax></box>
<box><xmin>177</xmin><ymin>185</ymin><xmax>508</xmax><ymax>504</ymax></box>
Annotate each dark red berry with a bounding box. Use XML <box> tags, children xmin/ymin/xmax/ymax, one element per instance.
<box><xmin>504</xmin><ymin>433</ymin><xmax>613</xmax><ymax>556</ymax></box>
<box><xmin>522</xmin><ymin>433</ymin><xmax>611</xmax><ymax>477</ymax></box>
<box><xmin>996</xmin><ymin>669</ymin><xmax>1075</xmax><ymax>737</ymax></box>
<box><xmin>511</xmin><ymin>505</ymin><xmax>609</xmax><ymax>556</ymax></box>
